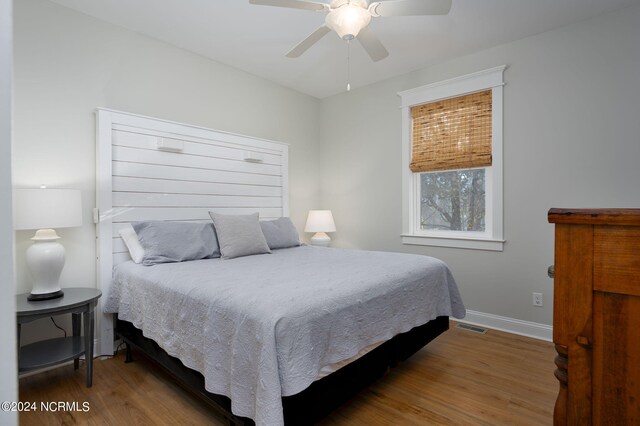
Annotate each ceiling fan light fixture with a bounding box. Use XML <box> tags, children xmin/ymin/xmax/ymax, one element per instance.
<box><xmin>250</xmin><ymin>0</ymin><xmax>451</xmax><ymax>62</ymax></box>
<box><xmin>325</xmin><ymin>3</ymin><xmax>371</xmax><ymax>40</ymax></box>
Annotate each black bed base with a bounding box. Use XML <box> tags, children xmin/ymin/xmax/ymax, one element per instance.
<box><xmin>115</xmin><ymin>316</ymin><xmax>449</xmax><ymax>425</ymax></box>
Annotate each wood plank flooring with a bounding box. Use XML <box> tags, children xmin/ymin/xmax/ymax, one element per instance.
<box><xmin>19</xmin><ymin>322</ymin><xmax>556</xmax><ymax>425</ymax></box>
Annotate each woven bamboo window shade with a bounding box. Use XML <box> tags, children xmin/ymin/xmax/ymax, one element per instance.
<box><xmin>410</xmin><ymin>89</ymin><xmax>492</xmax><ymax>173</ymax></box>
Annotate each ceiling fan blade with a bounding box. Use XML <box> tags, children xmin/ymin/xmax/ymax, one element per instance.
<box><xmin>356</xmin><ymin>26</ymin><xmax>389</xmax><ymax>62</ymax></box>
<box><xmin>369</xmin><ymin>0</ymin><xmax>452</xmax><ymax>17</ymax></box>
<box><xmin>249</xmin><ymin>0</ymin><xmax>328</xmax><ymax>12</ymax></box>
<box><xmin>286</xmin><ymin>25</ymin><xmax>332</xmax><ymax>58</ymax></box>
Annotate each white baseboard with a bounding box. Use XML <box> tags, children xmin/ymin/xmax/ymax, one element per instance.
<box><xmin>459</xmin><ymin>310</ymin><xmax>552</xmax><ymax>342</ymax></box>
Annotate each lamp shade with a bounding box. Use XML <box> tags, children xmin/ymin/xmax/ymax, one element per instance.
<box><xmin>13</xmin><ymin>188</ymin><xmax>83</xmax><ymax>230</ymax></box>
<box><xmin>325</xmin><ymin>3</ymin><xmax>371</xmax><ymax>40</ymax></box>
<box><xmin>305</xmin><ymin>210</ymin><xmax>336</xmax><ymax>233</ymax></box>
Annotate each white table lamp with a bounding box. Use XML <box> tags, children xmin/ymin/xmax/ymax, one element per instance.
<box><xmin>13</xmin><ymin>188</ymin><xmax>82</xmax><ymax>301</ymax></box>
<box><xmin>305</xmin><ymin>210</ymin><xmax>336</xmax><ymax>247</ymax></box>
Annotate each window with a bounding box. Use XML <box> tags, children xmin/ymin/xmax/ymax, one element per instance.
<box><xmin>399</xmin><ymin>66</ymin><xmax>505</xmax><ymax>251</ymax></box>
<box><xmin>420</xmin><ymin>168</ymin><xmax>486</xmax><ymax>232</ymax></box>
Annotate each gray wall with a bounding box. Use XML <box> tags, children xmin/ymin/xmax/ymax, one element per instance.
<box><xmin>1</xmin><ymin>0</ymin><xmax>17</xmax><ymax>423</ymax></box>
<box><xmin>318</xmin><ymin>4</ymin><xmax>640</xmax><ymax>326</ymax></box>
<box><xmin>13</xmin><ymin>0</ymin><xmax>320</xmax><ymax>341</ymax></box>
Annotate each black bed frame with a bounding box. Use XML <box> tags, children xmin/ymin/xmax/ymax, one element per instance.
<box><xmin>116</xmin><ymin>315</ymin><xmax>449</xmax><ymax>425</ymax></box>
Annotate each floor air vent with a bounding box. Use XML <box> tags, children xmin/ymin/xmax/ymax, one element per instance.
<box><xmin>455</xmin><ymin>323</ymin><xmax>488</xmax><ymax>334</ymax></box>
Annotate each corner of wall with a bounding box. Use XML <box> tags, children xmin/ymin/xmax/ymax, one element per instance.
<box><xmin>0</xmin><ymin>0</ymin><xmax>18</xmax><ymax>422</ymax></box>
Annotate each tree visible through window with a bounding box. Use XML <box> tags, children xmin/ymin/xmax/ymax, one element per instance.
<box><xmin>420</xmin><ymin>169</ymin><xmax>485</xmax><ymax>232</ymax></box>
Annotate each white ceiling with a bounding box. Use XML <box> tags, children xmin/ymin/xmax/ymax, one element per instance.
<box><xmin>50</xmin><ymin>0</ymin><xmax>638</xmax><ymax>99</ymax></box>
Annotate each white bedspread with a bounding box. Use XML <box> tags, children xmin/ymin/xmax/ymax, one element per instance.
<box><xmin>105</xmin><ymin>246</ymin><xmax>465</xmax><ymax>425</ymax></box>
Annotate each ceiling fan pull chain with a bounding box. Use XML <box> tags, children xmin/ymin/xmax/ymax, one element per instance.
<box><xmin>346</xmin><ymin>39</ymin><xmax>351</xmax><ymax>92</ymax></box>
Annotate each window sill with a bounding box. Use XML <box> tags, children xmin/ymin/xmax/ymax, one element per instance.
<box><xmin>401</xmin><ymin>234</ymin><xmax>504</xmax><ymax>251</ymax></box>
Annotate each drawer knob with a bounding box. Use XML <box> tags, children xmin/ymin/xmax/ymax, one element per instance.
<box><xmin>576</xmin><ymin>335</ymin><xmax>591</xmax><ymax>348</ymax></box>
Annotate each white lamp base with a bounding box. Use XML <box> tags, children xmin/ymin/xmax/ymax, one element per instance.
<box><xmin>310</xmin><ymin>232</ymin><xmax>331</xmax><ymax>247</ymax></box>
<box><xmin>26</xmin><ymin>229</ymin><xmax>65</xmax><ymax>301</ymax></box>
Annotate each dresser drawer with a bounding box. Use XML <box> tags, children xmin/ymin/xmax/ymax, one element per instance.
<box><xmin>594</xmin><ymin>226</ymin><xmax>640</xmax><ymax>296</ymax></box>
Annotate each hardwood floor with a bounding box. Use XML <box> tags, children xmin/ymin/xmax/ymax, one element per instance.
<box><xmin>19</xmin><ymin>322</ymin><xmax>556</xmax><ymax>425</ymax></box>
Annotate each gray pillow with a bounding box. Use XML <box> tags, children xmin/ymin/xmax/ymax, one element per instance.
<box><xmin>133</xmin><ymin>221</ymin><xmax>220</xmax><ymax>266</ymax></box>
<box><xmin>208</xmin><ymin>212</ymin><xmax>271</xmax><ymax>259</ymax></box>
<box><xmin>260</xmin><ymin>217</ymin><xmax>301</xmax><ymax>250</ymax></box>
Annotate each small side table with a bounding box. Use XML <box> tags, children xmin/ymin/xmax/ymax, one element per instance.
<box><xmin>16</xmin><ymin>288</ymin><xmax>102</xmax><ymax>387</ymax></box>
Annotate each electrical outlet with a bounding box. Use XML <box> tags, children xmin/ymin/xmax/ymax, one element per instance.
<box><xmin>533</xmin><ymin>292</ymin><xmax>543</xmax><ymax>307</ymax></box>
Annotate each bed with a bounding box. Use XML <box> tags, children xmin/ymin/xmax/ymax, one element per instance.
<box><xmin>95</xmin><ymin>109</ymin><xmax>465</xmax><ymax>425</ymax></box>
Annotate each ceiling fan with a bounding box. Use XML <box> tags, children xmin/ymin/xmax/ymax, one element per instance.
<box><xmin>249</xmin><ymin>0</ymin><xmax>452</xmax><ymax>62</ymax></box>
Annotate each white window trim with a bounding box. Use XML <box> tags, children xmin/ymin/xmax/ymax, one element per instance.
<box><xmin>399</xmin><ymin>65</ymin><xmax>506</xmax><ymax>251</ymax></box>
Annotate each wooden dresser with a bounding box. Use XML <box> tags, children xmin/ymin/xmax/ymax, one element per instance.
<box><xmin>548</xmin><ymin>208</ymin><xmax>640</xmax><ymax>425</ymax></box>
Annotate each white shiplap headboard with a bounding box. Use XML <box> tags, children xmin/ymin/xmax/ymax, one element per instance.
<box><xmin>95</xmin><ymin>109</ymin><xmax>289</xmax><ymax>355</ymax></box>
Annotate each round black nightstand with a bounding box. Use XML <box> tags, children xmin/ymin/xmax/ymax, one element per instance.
<box><xmin>16</xmin><ymin>287</ymin><xmax>102</xmax><ymax>387</ymax></box>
